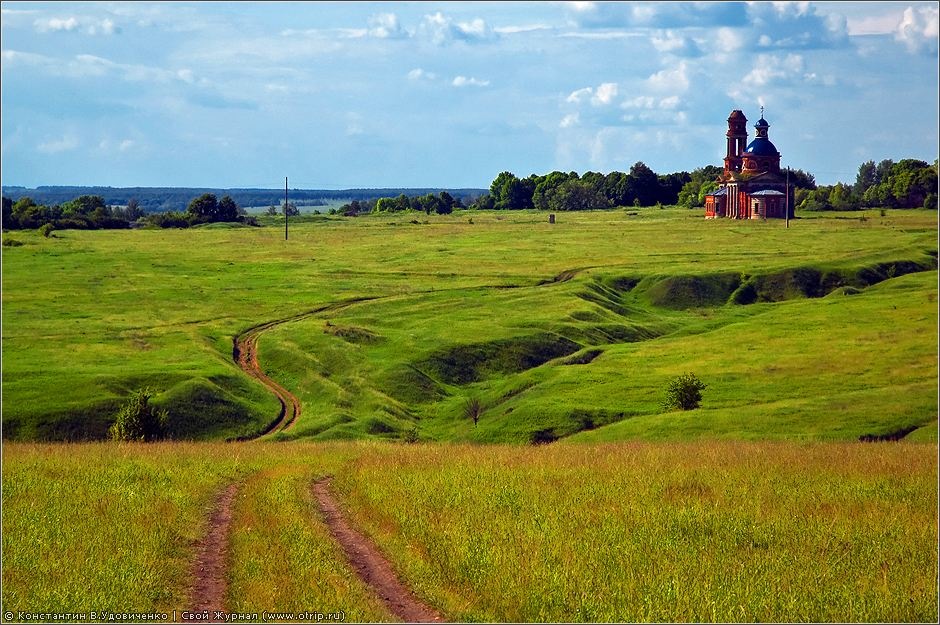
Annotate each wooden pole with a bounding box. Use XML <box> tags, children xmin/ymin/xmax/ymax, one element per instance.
<box><xmin>285</xmin><ymin>176</ymin><xmax>288</xmax><ymax>240</ymax></box>
<box><xmin>786</xmin><ymin>167</ymin><xmax>790</xmax><ymax>229</ymax></box>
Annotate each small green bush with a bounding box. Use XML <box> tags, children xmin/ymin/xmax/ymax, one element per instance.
<box><xmin>38</xmin><ymin>223</ymin><xmax>55</xmax><ymax>238</ymax></box>
<box><xmin>2</xmin><ymin>237</ymin><xmax>24</xmax><ymax>247</ymax></box>
<box><xmin>109</xmin><ymin>388</ymin><xmax>168</xmax><ymax>442</ymax></box>
<box><xmin>662</xmin><ymin>373</ymin><xmax>707</xmax><ymax>411</ymax></box>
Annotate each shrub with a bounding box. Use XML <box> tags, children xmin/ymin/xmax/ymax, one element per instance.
<box><xmin>38</xmin><ymin>223</ymin><xmax>55</xmax><ymax>238</ymax></box>
<box><xmin>403</xmin><ymin>427</ymin><xmax>419</xmax><ymax>444</ymax></box>
<box><xmin>2</xmin><ymin>237</ymin><xmax>24</xmax><ymax>247</ymax></box>
<box><xmin>108</xmin><ymin>389</ymin><xmax>168</xmax><ymax>442</ymax></box>
<box><xmin>463</xmin><ymin>396</ymin><xmax>483</xmax><ymax>427</ymax></box>
<box><xmin>662</xmin><ymin>373</ymin><xmax>707</xmax><ymax>411</ymax></box>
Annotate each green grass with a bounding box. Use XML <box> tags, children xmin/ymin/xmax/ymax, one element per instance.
<box><xmin>2</xmin><ymin>440</ymin><xmax>936</xmax><ymax>622</ymax></box>
<box><xmin>338</xmin><ymin>441</ymin><xmax>938</xmax><ymax>622</ymax></box>
<box><xmin>1</xmin><ymin>208</ymin><xmax>936</xmax><ymax>443</ymax></box>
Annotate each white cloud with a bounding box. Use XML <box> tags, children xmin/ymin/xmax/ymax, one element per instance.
<box><xmin>452</xmin><ymin>75</ymin><xmax>490</xmax><ymax>87</ymax></box>
<box><xmin>647</xmin><ymin>61</ymin><xmax>689</xmax><ymax>92</ymax></box>
<box><xmin>559</xmin><ymin>112</ymin><xmax>580</xmax><ymax>128</ymax></box>
<box><xmin>622</xmin><ymin>95</ymin><xmax>681</xmax><ymax>110</ymax></box>
<box><xmin>896</xmin><ymin>6</ymin><xmax>939</xmax><ymax>54</ymax></box>
<box><xmin>742</xmin><ymin>53</ymin><xmax>805</xmax><ymax>86</ymax></box>
<box><xmin>591</xmin><ymin>82</ymin><xmax>618</xmax><ymax>105</ymax></box>
<box><xmin>567</xmin><ymin>83</ymin><xmax>618</xmax><ymax>107</ymax></box>
<box><xmin>34</xmin><ymin>17</ymin><xmax>78</xmax><ymax>32</ymax></box>
<box><xmin>33</xmin><ymin>15</ymin><xmax>119</xmax><ymax>35</ymax></box>
<box><xmin>566</xmin><ymin>87</ymin><xmax>593</xmax><ymax>104</ymax></box>
<box><xmin>658</xmin><ymin>95</ymin><xmax>680</xmax><ymax>109</ymax></box>
<box><xmin>651</xmin><ymin>30</ymin><xmax>701</xmax><ymax>56</ymax></box>
<box><xmin>493</xmin><ymin>24</ymin><xmax>550</xmax><ymax>35</ymax></box>
<box><xmin>419</xmin><ymin>12</ymin><xmax>494</xmax><ymax>45</ymax></box>
<box><xmin>98</xmin><ymin>138</ymin><xmax>135</xmax><ymax>153</ymax></box>
<box><xmin>407</xmin><ymin>68</ymin><xmax>437</xmax><ymax>81</ymax></box>
<box><xmin>37</xmin><ymin>134</ymin><xmax>79</xmax><ymax>154</ymax></box>
<box><xmin>367</xmin><ymin>13</ymin><xmax>406</xmax><ymax>39</ymax></box>
<box><xmin>623</xmin><ymin>95</ymin><xmax>656</xmax><ymax>109</ymax></box>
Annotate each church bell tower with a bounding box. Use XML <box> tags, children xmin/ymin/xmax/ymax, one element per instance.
<box><xmin>723</xmin><ymin>109</ymin><xmax>748</xmax><ymax>175</ymax></box>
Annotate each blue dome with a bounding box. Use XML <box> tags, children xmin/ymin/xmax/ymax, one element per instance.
<box><xmin>744</xmin><ymin>137</ymin><xmax>779</xmax><ymax>156</ymax></box>
<box><xmin>754</xmin><ymin>117</ymin><xmax>769</xmax><ymax>128</ymax></box>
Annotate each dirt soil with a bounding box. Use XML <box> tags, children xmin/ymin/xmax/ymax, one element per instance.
<box><xmin>187</xmin><ymin>482</ymin><xmax>239</xmax><ymax>622</ymax></box>
<box><xmin>312</xmin><ymin>477</ymin><xmax>444</xmax><ymax>623</ymax></box>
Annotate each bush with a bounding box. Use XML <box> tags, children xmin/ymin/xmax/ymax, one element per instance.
<box><xmin>38</xmin><ymin>223</ymin><xmax>55</xmax><ymax>238</ymax></box>
<box><xmin>662</xmin><ymin>373</ymin><xmax>707</xmax><ymax>411</ymax></box>
<box><xmin>403</xmin><ymin>427</ymin><xmax>419</xmax><ymax>444</ymax></box>
<box><xmin>109</xmin><ymin>389</ymin><xmax>168</xmax><ymax>442</ymax></box>
<box><xmin>2</xmin><ymin>237</ymin><xmax>24</xmax><ymax>247</ymax></box>
<box><xmin>463</xmin><ymin>396</ymin><xmax>483</xmax><ymax>426</ymax></box>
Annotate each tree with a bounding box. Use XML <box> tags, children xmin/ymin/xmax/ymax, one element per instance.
<box><xmin>217</xmin><ymin>195</ymin><xmax>239</xmax><ymax>221</ymax></box>
<box><xmin>284</xmin><ymin>201</ymin><xmax>300</xmax><ymax>216</ymax></box>
<box><xmin>789</xmin><ymin>168</ymin><xmax>817</xmax><ymax>190</ymax></box>
<box><xmin>855</xmin><ymin>160</ymin><xmax>877</xmax><ymax>195</ymax></box>
<box><xmin>629</xmin><ymin>161</ymin><xmax>659</xmax><ymax>206</ymax></box>
<box><xmin>545</xmin><ymin>179</ymin><xmax>610</xmax><ymax>211</ymax></box>
<box><xmin>662</xmin><ymin>373</ymin><xmax>706</xmax><ymax>411</ymax></box>
<box><xmin>125</xmin><ymin>198</ymin><xmax>144</xmax><ymax>221</ymax></box>
<box><xmin>1</xmin><ymin>196</ymin><xmax>12</xmax><ymax>227</ymax></box>
<box><xmin>186</xmin><ymin>193</ymin><xmax>218</xmax><ymax>223</ymax></box>
<box><xmin>109</xmin><ymin>389</ymin><xmax>168</xmax><ymax>442</ymax></box>
<box><xmin>437</xmin><ymin>191</ymin><xmax>455</xmax><ymax>214</ymax></box>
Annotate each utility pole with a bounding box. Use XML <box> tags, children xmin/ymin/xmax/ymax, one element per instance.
<box><xmin>785</xmin><ymin>167</ymin><xmax>790</xmax><ymax>229</ymax></box>
<box><xmin>285</xmin><ymin>176</ymin><xmax>289</xmax><ymax>240</ymax></box>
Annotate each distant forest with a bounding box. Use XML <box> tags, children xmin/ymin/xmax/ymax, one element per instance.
<box><xmin>0</xmin><ymin>186</ymin><xmax>488</xmax><ymax>214</ymax></box>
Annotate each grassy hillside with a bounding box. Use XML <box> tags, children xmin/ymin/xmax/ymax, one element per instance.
<box><xmin>1</xmin><ymin>208</ymin><xmax>936</xmax><ymax>442</ymax></box>
<box><xmin>2</xmin><ymin>441</ymin><xmax>936</xmax><ymax>622</ymax></box>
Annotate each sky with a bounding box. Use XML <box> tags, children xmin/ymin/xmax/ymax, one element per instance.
<box><xmin>1</xmin><ymin>1</ymin><xmax>938</xmax><ymax>189</ymax></box>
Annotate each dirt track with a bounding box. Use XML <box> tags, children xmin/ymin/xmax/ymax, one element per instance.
<box><xmin>313</xmin><ymin>477</ymin><xmax>444</xmax><ymax>623</ymax></box>
<box><xmin>232</xmin><ymin>298</ymin><xmax>378</xmax><ymax>437</ymax></box>
<box><xmin>187</xmin><ymin>483</ymin><xmax>239</xmax><ymax>621</ymax></box>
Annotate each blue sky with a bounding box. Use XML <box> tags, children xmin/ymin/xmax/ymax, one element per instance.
<box><xmin>1</xmin><ymin>1</ymin><xmax>937</xmax><ymax>189</ymax></box>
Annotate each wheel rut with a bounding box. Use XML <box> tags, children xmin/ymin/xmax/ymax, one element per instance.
<box><xmin>313</xmin><ymin>477</ymin><xmax>444</xmax><ymax>623</ymax></box>
<box><xmin>187</xmin><ymin>482</ymin><xmax>239</xmax><ymax>622</ymax></box>
<box><xmin>232</xmin><ymin>298</ymin><xmax>378</xmax><ymax>437</ymax></box>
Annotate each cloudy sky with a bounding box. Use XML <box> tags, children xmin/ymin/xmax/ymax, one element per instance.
<box><xmin>1</xmin><ymin>1</ymin><xmax>937</xmax><ymax>189</ymax></box>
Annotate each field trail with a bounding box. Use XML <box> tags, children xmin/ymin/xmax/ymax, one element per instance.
<box><xmin>313</xmin><ymin>477</ymin><xmax>444</xmax><ymax>623</ymax></box>
<box><xmin>187</xmin><ymin>482</ymin><xmax>238</xmax><ymax>621</ymax></box>
<box><xmin>233</xmin><ymin>298</ymin><xmax>377</xmax><ymax>436</ymax></box>
<box><xmin>231</xmin><ymin>268</ymin><xmax>586</xmax><ymax>438</ymax></box>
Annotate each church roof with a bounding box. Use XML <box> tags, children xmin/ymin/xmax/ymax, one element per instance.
<box><xmin>728</xmin><ymin>109</ymin><xmax>746</xmax><ymax>120</ymax></box>
<box><xmin>707</xmin><ymin>187</ymin><xmax>728</xmax><ymax>196</ymax></box>
<box><xmin>750</xmin><ymin>189</ymin><xmax>785</xmax><ymax>196</ymax></box>
<box><xmin>744</xmin><ymin>137</ymin><xmax>779</xmax><ymax>156</ymax></box>
<box><xmin>754</xmin><ymin>117</ymin><xmax>769</xmax><ymax>128</ymax></box>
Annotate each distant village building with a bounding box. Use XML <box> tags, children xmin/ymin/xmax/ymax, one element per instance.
<box><xmin>704</xmin><ymin>108</ymin><xmax>793</xmax><ymax>219</ymax></box>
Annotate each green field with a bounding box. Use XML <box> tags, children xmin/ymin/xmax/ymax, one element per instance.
<box><xmin>2</xmin><ymin>208</ymin><xmax>938</xmax><ymax>622</ymax></box>
<box><xmin>2</xmin><ymin>208</ymin><xmax>937</xmax><ymax>443</ymax></box>
<box><xmin>1</xmin><ymin>441</ymin><xmax>936</xmax><ymax>622</ymax></box>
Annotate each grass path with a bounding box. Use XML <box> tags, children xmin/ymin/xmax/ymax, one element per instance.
<box><xmin>313</xmin><ymin>476</ymin><xmax>444</xmax><ymax>623</ymax></box>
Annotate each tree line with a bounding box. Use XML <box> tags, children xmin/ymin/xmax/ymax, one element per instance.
<box><xmin>796</xmin><ymin>159</ymin><xmax>938</xmax><ymax>211</ymax></box>
<box><xmin>2</xmin><ymin>192</ymin><xmax>255</xmax><ymax>232</ymax></box>
<box><xmin>359</xmin><ymin>161</ymin><xmax>819</xmax><ymax>214</ymax></box>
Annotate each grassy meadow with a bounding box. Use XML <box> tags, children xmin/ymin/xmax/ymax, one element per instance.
<box><xmin>1</xmin><ymin>207</ymin><xmax>938</xmax><ymax>622</ymax></box>
<box><xmin>1</xmin><ymin>207</ymin><xmax>937</xmax><ymax>444</ymax></box>
<box><xmin>1</xmin><ymin>441</ymin><xmax>936</xmax><ymax>622</ymax></box>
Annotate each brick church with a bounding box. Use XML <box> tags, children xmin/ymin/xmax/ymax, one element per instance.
<box><xmin>704</xmin><ymin>108</ymin><xmax>793</xmax><ymax>219</ymax></box>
